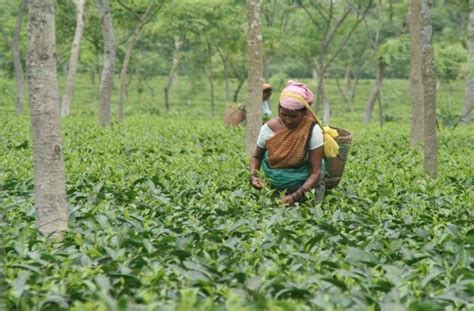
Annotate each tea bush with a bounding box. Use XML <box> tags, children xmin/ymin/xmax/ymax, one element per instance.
<box><xmin>1</xmin><ymin>114</ymin><xmax>473</xmax><ymax>310</ymax></box>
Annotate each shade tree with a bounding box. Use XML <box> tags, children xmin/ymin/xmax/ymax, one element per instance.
<box><xmin>96</xmin><ymin>0</ymin><xmax>116</xmax><ymax>127</ymax></box>
<box><xmin>294</xmin><ymin>0</ymin><xmax>374</xmax><ymax>122</ymax></box>
<box><xmin>410</xmin><ymin>0</ymin><xmax>423</xmax><ymax>147</ymax></box>
<box><xmin>115</xmin><ymin>0</ymin><xmax>159</xmax><ymax>121</ymax></box>
<box><xmin>364</xmin><ymin>37</ymin><xmax>409</xmax><ymax>125</ymax></box>
<box><xmin>245</xmin><ymin>0</ymin><xmax>264</xmax><ymax>155</ymax></box>
<box><xmin>0</xmin><ymin>0</ymin><xmax>27</xmax><ymax>115</ymax></box>
<box><xmin>463</xmin><ymin>0</ymin><xmax>474</xmax><ymax>123</ymax></box>
<box><xmin>27</xmin><ymin>0</ymin><xmax>68</xmax><ymax>237</ymax></box>
<box><xmin>421</xmin><ymin>0</ymin><xmax>437</xmax><ymax>179</ymax></box>
<box><xmin>361</xmin><ymin>1</ymin><xmax>408</xmax><ymax>125</ymax></box>
<box><xmin>61</xmin><ymin>0</ymin><xmax>86</xmax><ymax>117</ymax></box>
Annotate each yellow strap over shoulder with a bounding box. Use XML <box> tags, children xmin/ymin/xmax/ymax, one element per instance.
<box><xmin>302</xmin><ymin>102</ymin><xmax>339</xmax><ymax>158</ymax></box>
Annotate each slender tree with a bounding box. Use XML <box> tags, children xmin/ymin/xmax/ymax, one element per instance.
<box><xmin>297</xmin><ymin>0</ymin><xmax>373</xmax><ymax>123</ymax></box>
<box><xmin>245</xmin><ymin>0</ymin><xmax>264</xmax><ymax>155</ymax></box>
<box><xmin>207</xmin><ymin>42</ymin><xmax>216</xmax><ymax>117</ymax></box>
<box><xmin>97</xmin><ymin>0</ymin><xmax>116</xmax><ymax>127</ymax></box>
<box><xmin>118</xmin><ymin>1</ymin><xmax>154</xmax><ymax>121</ymax></box>
<box><xmin>410</xmin><ymin>0</ymin><xmax>424</xmax><ymax>146</ymax></box>
<box><xmin>164</xmin><ymin>35</ymin><xmax>182</xmax><ymax>112</ymax></box>
<box><xmin>364</xmin><ymin>58</ymin><xmax>387</xmax><ymax>124</ymax></box>
<box><xmin>462</xmin><ymin>0</ymin><xmax>474</xmax><ymax>123</ymax></box>
<box><xmin>62</xmin><ymin>0</ymin><xmax>86</xmax><ymax>117</ymax></box>
<box><xmin>421</xmin><ymin>0</ymin><xmax>437</xmax><ymax>178</ymax></box>
<box><xmin>27</xmin><ymin>0</ymin><xmax>68</xmax><ymax>236</ymax></box>
<box><xmin>0</xmin><ymin>0</ymin><xmax>27</xmax><ymax>115</ymax></box>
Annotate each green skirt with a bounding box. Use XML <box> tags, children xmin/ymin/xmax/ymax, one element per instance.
<box><xmin>261</xmin><ymin>152</ymin><xmax>326</xmax><ymax>191</ymax></box>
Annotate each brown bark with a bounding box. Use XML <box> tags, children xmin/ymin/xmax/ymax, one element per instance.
<box><xmin>208</xmin><ymin>42</ymin><xmax>215</xmax><ymax>117</ymax></box>
<box><xmin>421</xmin><ymin>0</ymin><xmax>437</xmax><ymax>179</ymax></box>
<box><xmin>321</xmin><ymin>76</ymin><xmax>330</xmax><ymax>123</ymax></box>
<box><xmin>245</xmin><ymin>0</ymin><xmax>264</xmax><ymax>155</ymax></box>
<box><xmin>217</xmin><ymin>49</ymin><xmax>231</xmax><ymax>103</ymax></box>
<box><xmin>336</xmin><ymin>66</ymin><xmax>359</xmax><ymax>112</ymax></box>
<box><xmin>13</xmin><ymin>0</ymin><xmax>27</xmax><ymax>115</ymax></box>
<box><xmin>462</xmin><ymin>0</ymin><xmax>474</xmax><ymax>123</ymax></box>
<box><xmin>164</xmin><ymin>36</ymin><xmax>182</xmax><ymax>111</ymax></box>
<box><xmin>0</xmin><ymin>0</ymin><xmax>27</xmax><ymax>115</ymax></box>
<box><xmin>27</xmin><ymin>0</ymin><xmax>67</xmax><ymax>237</ymax></box>
<box><xmin>97</xmin><ymin>0</ymin><xmax>116</xmax><ymax>127</ymax></box>
<box><xmin>118</xmin><ymin>2</ymin><xmax>153</xmax><ymax>122</ymax></box>
<box><xmin>410</xmin><ymin>0</ymin><xmax>424</xmax><ymax>146</ymax></box>
<box><xmin>364</xmin><ymin>60</ymin><xmax>386</xmax><ymax>123</ymax></box>
<box><xmin>62</xmin><ymin>0</ymin><xmax>86</xmax><ymax>117</ymax></box>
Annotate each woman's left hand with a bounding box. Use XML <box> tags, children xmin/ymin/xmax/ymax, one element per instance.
<box><xmin>281</xmin><ymin>194</ymin><xmax>295</xmax><ymax>205</ymax></box>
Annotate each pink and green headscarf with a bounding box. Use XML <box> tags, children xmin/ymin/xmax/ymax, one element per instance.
<box><xmin>279</xmin><ymin>80</ymin><xmax>314</xmax><ymax>110</ymax></box>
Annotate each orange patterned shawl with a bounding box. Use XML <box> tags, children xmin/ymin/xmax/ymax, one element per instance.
<box><xmin>266</xmin><ymin>115</ymin><xmax>315</xmax><ymax>169</ymax></box>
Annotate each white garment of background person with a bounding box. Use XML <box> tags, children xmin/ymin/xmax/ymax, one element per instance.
<box><xmin>262</xmin><ymin>100</ymin><xmax>272</xmax><ymax>116</ymax></box>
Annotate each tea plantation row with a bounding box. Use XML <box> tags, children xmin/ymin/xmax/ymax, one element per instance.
<box><xmin>1</xmin><ymin>115</ymin><xmax>473</xmax><ymax>310</ymax></box>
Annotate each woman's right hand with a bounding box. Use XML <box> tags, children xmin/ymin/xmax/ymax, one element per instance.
<box><xmin>249</xmin><ymin>176</ymin><xmax>264</xmax><ymax>190</ymax></box>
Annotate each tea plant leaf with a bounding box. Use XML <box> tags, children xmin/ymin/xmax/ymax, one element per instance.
<box><xmin>12</xmin><ymin>271</ymin><xmax>30</xmax><ymax>298</ymax></box>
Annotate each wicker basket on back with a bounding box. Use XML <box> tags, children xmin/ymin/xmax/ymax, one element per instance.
<box><xmin>224</xmin><ymin>106</ymin><xmax>245</xmax><ymax>126</ymax></box>
<box><xmin>324</xmin><ymin>127</ymin><xmax>352</xmax><ymax>189</ymax></box>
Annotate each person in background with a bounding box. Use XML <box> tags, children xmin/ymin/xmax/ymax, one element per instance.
<box><xmin>249</xmin><ymin>80</ymin><xmax>327</xmax><ymax>205</ymax></box>
<box><xmin>262</xmin><ymin>83</ymin><xmax>273</xmax><ymax>122</ymax></box>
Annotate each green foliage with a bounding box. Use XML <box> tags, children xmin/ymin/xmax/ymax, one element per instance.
<box><xmin>376</xmin><ymin>36</ymin><xmax>410</xmax><ymax>65</ymax></box>
<box><xmin>0</xmin><ymin>0</ymin><xmax>470</xmax><ymax>81</ymax></box>
<box><xmin>435</xmin><ymin>43</ymin><xmax>468</xmax><ymax>82</ymax></box>
<box><xmin>1</xmin><ymin>111</ymin><xmax>473</xmax><ymax>309</ymax></box>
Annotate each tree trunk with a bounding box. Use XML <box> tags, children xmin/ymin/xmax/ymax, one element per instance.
<box><xmin>207</xmin><ymin>42</ymin><xmax>215</xmax><ymax>117</ymax></box>
<box><xmin>315</xmin><ymin>62</ymin><xmax>325</xmax><ymax>113</ymax></box>
<box><xmin>462</xmin><ymin>0</ymin><xmax>474</xmax><ymax>123</ymax></box>
<box><xmin>322</xmin><ymin>86</ymin><xmax>330</xmax><ymax>123</ymax></box>
<box><xmin>27</xmin><ymin>0</ymin><xmax>67</xmax><ymax>237</ymax></box>
<box><xmin>224</xmin><ymin>59</ymin><xmax>230</xmax><ymax>103</ymax></box>
<box><xmin>314</xmin><ymin>60</ymin><xmax>332</xmax><ymax>123</ymax></box>
<box><xmin>349</xmin><ymin>70</ymin><xmax>360</xmax><ymax>105</ymax></box>
<box><xmin>218</xmin><ymin>50</ymin><xmax>231</xmax><ymax>102</ymax></box>
<box><xmin>335</xmin><ymin>77</ymin><xmax>351</xmax><ymax>112</ymax></box>
<box><xmin>164</xmin><ymin>35</ymin><xmax>181</xmax><ymax>112</ymax></box>
<box><xmin>62</xmin><ymin>0</ymin><xmax>86</xmax><ymax>117</ymax></box>
<box><xmin>245</xmin><ymin>0</ymin><xmax>264</xmax><ymax>155</ymax></box>
<box><xmin>377</xmin><ymin>85</ymin><xmax>384</xmax><ymax>128</ymax></box>
<box><xmin>13</xmin><ymin>0</ymin><xmax>27</xmax><ymax>115</ymax></box>
<box><xmin>421</xmin><ymin>0</ymin><xmax>437</xmax><ymax>179</ymax></box>
<box><xmin>118</xmin><ymin>3</ymin><xmax>153</xmax><ymax>122</ymax></box>
<box><xmin>6</xmin><ymin>0</ymin><xmax>27</xmax><ymax>115</ymax></box>
<box><xmin>97</xmin><ymin>0</ymin><xmax>116</xmax><ymax>127</ymax></box>
<box><xmin>410</xmin><ymin>0</ymin><xmax>424</xmax><ymax>146</ymax></box>
<box><xmin>364</xmin><ymin>60</ymin><xmax>386</xmax><ymax>123</ymax></box>
<box><xmin>232</xmin><ymin>77</ymin><xmax>246</xmax><ymax>103</ymax></box>
<box><xmin>94</xmin><ymin>46</ymin><xmax>101</xmax><ymax>84</ymax></box>
<box><xmin>337</xmin><ymin>66</ymin><xmax>356</xmax><ymax>112</ymax></box>
<box><xmin>348</xmin><ymin>72</ymin><xmax>360</xmax><ymax>113</ymax></box>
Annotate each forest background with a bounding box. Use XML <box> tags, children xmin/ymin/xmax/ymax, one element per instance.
<box><xmin>0</xmin><ymin>0</ymin><xmax>471</xmax><ymax>122</ymax></box>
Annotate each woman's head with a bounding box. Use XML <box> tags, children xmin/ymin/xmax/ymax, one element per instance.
<box><xmin>279</xmin><ymin>80</ymin><xmax>314</xmax><ymax>110</ymax></box>
<box><xmin>278</xmin><ymin>80</ymin><xmax>313</xmax><ymax>129</ymax></box>
<box><xmin>263</xmin><ymin>83</ymin><xmax>272</xmax><ymax>101</ymax></box>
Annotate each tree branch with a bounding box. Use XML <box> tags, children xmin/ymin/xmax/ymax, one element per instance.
<box><xmin>323</xmin><ymin>0</ymin><xmax>374</xmax><ymax>73</ymax></box>
<box><xmin>324</xmin><ymin>6</ymin><xmax>351</xmax><ymax>50</ymax></box>
<box><xmin>296</xmin><ymin>0</ymin><xmax>323</xmax><ymax>31</ymax></box>
<box><xmin>116</xmin><ymin>0</ymin><xmax>141</xmax><ymax>19</ymax></box>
